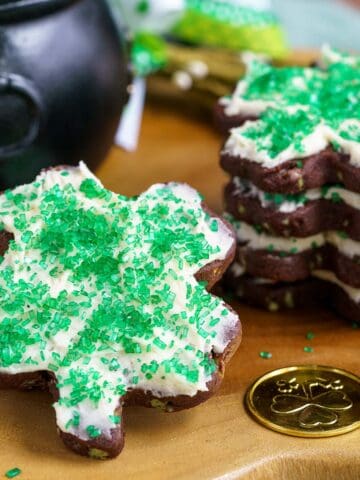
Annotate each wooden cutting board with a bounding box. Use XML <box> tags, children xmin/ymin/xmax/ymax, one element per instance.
<box><xmin>0</xmin><ymin>71</ymin><xmax>359</xmax><ymax>480</ymax></box>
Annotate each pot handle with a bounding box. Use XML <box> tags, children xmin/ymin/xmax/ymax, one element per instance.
<box><xmin>0</xmin><ymin>74</ymin><xmax>43</xmax><ymax>156</ymax></box>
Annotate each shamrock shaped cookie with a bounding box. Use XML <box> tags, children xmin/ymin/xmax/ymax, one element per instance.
<box><xmin>0</xmin><ymin>163</ymin><xmax>240</xmax><ymax>458</ymax></box>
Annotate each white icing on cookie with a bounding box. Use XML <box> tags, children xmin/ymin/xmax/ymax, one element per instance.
<box><xmin>224</xmin><ymin>121</ymin><xmax>360</xmax><ymax>168</ymax></box>
<box><xmin>313</xmin><ymin>270</ymin><xmax>360</xmax><ymax>304</ymax></box>
<box><xmin>231</xmin><ymin>220</ymin><xmax>360</xmax><ymax>259</ymax></box>
<box><xmin>232</xmin><ymin>177</ymin><xmax>360</xmax><ymax>213</ymax></box>
<box><xmin>0</xmin><ymin>163</ymin><xmax>238</xmax><ymax>440</ymax></box>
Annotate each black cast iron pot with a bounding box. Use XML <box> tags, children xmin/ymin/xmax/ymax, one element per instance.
<box><xmin>0</xmin><ymin>0</ymin><xmax>129</xmax><ymax>189</ymax></box>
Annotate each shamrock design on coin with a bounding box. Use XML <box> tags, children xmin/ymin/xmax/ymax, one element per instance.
<box><xmin>271</xmin><ymin>377</ymin><xmax>353</xmax><ymax>428</ymax></box>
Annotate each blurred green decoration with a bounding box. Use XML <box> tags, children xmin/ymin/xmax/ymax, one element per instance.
<box><xmin>132</xmin><ymin>32</ymin><xmax>168</xmax><ymax>76</ymax></box>
<box><xmin>110</xmin><ymin>0</ymin><xmax>289</xmax><ymax>105</ymax></box>
<box><xmin>173</xmin><ymin>0</ymin><xmax>288</xmax><ymax>59</ymax></box>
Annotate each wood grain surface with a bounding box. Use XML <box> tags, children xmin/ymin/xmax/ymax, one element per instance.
<box><xmin>0</xmin><ymin>72</ymin><xmax>359</xmax><ymax>480</ymax></box>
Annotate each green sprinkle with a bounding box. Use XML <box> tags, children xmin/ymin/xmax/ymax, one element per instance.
<box><xmin>5</xmin><ymin>468</ymin><xmax>21</xmax><ymax>479</ymax></box>
<box><xmin>80</xmin><ymin>178</ymin><xmax>107</xmax><ymax>199</ymax></box>
<box><xmin>330</xmin><ymin>192</ymin><xmax>343</xmax><ymax>203</ymax></box>
<box><xmin>331</xmin><ymin>140</ymin><xmax>341</xmax><ymax>152</ymax></box>
<box><xmin>210</xmin><ymin>220</ymin><xmax>219</xmax><ymax>232</ymax></box>
<box><xmin>306</xmin><ymin>331</ymin><xmax>315</xmax><ymax>340</ymax></box>
<box><xmin>321</xmin><ymin>185</ymin><xmax>331</xmax><ymax>197</ymax></box>
<box><xmin>304</xmin><ymin>346</ymin><xmax>314</xmax><ymax>353</ymax></box>
<box><xmin>61</xmin><ymin>171</ymin><xmax>70</xmax><ymax>177</ymax></box>
<box><xmin>153</xmin><ymin>337</ymin><xmax>167</xmax><ymax>350</ymax></box>
<box><xmin>109</xmin><ymin>415</ymin><xmax>121</xmax><ymax>424</ymax></box>
<box><xmin>21</xmin><ymin>231</ymin><xmax>32</xmax><ymax>244</ymax></box>
<box><xmin>186</xmin><ymin>369</ymin><xmax>199</xmax><ymax>383</ymax></box>
<box><xmin>86</xmin><ymin>425</ymin><xmax>101</xmax><ymax>438</ymax></box>
<box><xmin>209</xmin><ymin>318</ymin><xmax>220</xmax><ymax>327</ymax></box>
<box><xmin>259</xmin><ymin>351</ymin><xmax>272</xmax><ymax>359</ymax></box>
<box><xmin>337</xmin><ymin>231</ymin><xmax>348</xmax><ymax>239</ymax></box>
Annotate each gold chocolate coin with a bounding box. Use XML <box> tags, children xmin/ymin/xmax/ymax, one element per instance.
<box><xmin>245</xmin><ymin>365</ymin><xmax>360</xmax><ymax>437</ymax></box>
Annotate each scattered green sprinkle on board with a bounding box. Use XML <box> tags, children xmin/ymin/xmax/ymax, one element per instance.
<box><xmin>303</xmin><ymin>346</ymin><xmax>314</xmax><ymax>353</ymax></box>
<box><xmin>259</xmin><ymin>351</ymin><xmax>272</xmax><ymax>359</ymax></box>
<box><xmin>5</xmin><ymin>468</ymin><xmax>21</xmax><ymax>479</ymax></box>
<box><xmin>306</xmin><ymin>332</ymin><xmax>315</xmax><ymax>341</ymax></box>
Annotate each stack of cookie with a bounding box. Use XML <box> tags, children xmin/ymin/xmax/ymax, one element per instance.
<box><xmin>216</xmin><ymin>47</ymin><xmax>360</xmax><ymax>322</ymax></box>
